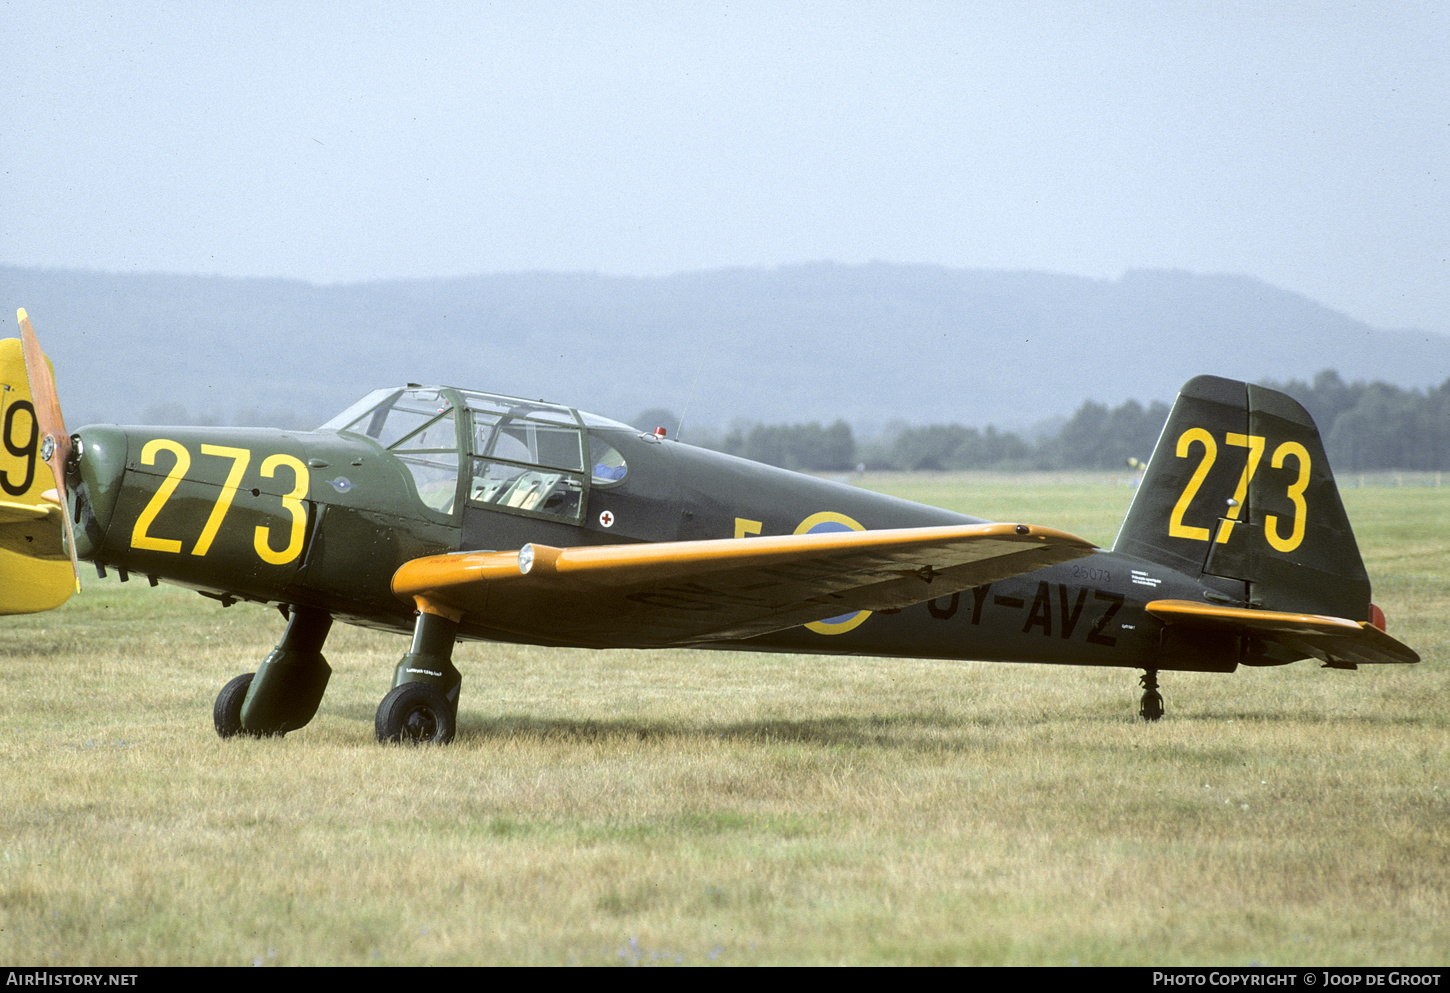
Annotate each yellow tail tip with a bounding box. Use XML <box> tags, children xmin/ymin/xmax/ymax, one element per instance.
<box><xmin>17</xmin><ymin>308</ymin><xmax>28</xmax><ymax>323</ymax></box>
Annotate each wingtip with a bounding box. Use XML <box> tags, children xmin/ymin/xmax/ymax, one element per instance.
<box><xmin>17</xmin><ymin>307</ymin><xmax>28</xmax><ymax>324</ymax></box>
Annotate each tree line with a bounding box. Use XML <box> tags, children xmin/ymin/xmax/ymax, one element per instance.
<box><xmin>680</xmin><ymin>370</ymin><xmax>1450</xmax><ymax>473</ymax></box>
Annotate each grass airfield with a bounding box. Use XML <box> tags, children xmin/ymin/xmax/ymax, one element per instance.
<box><xmin>1</xmin><ymin>473</ymin><xmax>1446</xmax><ymax>966</ymax></box>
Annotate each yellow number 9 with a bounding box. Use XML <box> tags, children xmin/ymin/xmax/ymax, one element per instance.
<box><xmin>254</xmin><ymin>454</ymin><xmax>310</xmax><ymax>565</ymax></box>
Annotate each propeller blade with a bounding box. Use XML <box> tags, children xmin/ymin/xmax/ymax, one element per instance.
<box><xmin>16</xmin><ymin>309</ymin><xmax>81</xmax><ymax>590</ymax></box>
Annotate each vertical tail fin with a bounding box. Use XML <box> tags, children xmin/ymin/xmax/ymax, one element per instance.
<box><xmin>0</xmin><ymin>336</ymin><xmax>75</xmax><ymax>614</ymax></box>
<box><xmin>1114</xmin><ymin>375</ymin><xmax>1369</xmax><ymax>620</ymax></box>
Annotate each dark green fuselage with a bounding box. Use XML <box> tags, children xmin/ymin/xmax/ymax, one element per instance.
<box><xmin>66</xmin><ymin>384</ymin><xmax>1217</xmax><ymax>675</ymax></box>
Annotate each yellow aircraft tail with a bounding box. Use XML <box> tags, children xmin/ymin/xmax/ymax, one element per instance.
<box><xmin>0</xmin><ymin>335</ymin><xmax>74</xmax><ymax>614</ymax></box>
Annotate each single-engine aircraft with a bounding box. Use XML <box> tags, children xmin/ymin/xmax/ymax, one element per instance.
<box><xmin>2</xmin><ymin>310</ymin><xmax>1419</xmax><ymax>744</ymax></box>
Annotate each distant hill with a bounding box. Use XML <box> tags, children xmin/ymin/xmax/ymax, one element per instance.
<box><xmin>2</xmin><ymin>263</ymin><xmax>1447</xmax><ymax>433</ymax></box>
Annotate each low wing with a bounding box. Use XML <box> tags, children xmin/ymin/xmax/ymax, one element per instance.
<box><xmin>1146</xmin><ymin>599</ymin><xmax>1419</xmax><ymax>669</ymax></box>
<box><xmin>393</xmin><ymin>523</ymin><xmax>1098</xmax><ymax>647</ymax></box>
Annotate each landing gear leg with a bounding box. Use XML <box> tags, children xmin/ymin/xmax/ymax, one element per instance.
<box><xmin>377</xmin><ymin>604</ymin><xmax>462</xmax><ymax>745</ymax></box>
<box><xmin>1139</xmin><ymin>668</ymin><xmax>1164</xmax><ymax>722</ymax></box>
<box><xmin>214</xmin><ymin>605</ymin><xmax>333</xmax><ymax>738</ymax></box>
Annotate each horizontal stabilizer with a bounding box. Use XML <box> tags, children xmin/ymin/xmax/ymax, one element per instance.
<box><xmin>394</xmin><ymin>522</ymin><xmax>1097</xmax><ymax>647</ymax></box>
<box><xmin>1146</xmin><ymin>599</ymin><xmax>1419</xmax><ymax>668</ymax></box>
<box><xmin>0</xmin><ymin>498</ymin><xmax>56</xmax><ymax>524</ymax></box>
<box><xmin>0</xmin><ymin>498</ymin><xmax>66</xmax><ymax>558</ymax></box>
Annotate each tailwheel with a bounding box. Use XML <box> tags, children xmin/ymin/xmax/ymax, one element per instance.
<box><xmin>376</xmin><ymin>682</ymin><xmax>456</xmax><ymax>745</ymax></box>
<box><xmin>1139</xmin><ymin>668</ymin><xmax>1164</xmax><ymax>721</ymax></box>
<box><xmin>214</xmin><ymin>672</ymin><xmax>266</xmax><ymax>738</ymax></box>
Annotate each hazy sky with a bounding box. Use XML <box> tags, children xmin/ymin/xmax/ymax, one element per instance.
<box><xmin>5</xmin><ymin>1</ymin><xmax>1448</xmax><ymax>333</ymax></box>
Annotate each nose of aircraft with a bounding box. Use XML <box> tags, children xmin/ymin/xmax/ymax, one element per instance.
<box><xmin>69</xmin><ymin>425</ymin><xmax>130</xmax><ymax>562</ymax></box>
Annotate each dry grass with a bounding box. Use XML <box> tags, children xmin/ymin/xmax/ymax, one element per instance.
<box><xmin>0</xmin><ymin>475</ymin><xmax>1445</xmax><ymax>965</ymax></box>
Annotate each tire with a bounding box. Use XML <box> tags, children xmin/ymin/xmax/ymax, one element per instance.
<box><xmin>376</xmin><ymin>682</ymin><xmax>456</xmax><ymax>745</ymax></box>
<box><xmin>214</xmin><ymin>672</ymin><xmax>257</xmax><ymax>739</ymax></box>
<box><xmin>1140</xmin><ymin>690</ymin><xmax>1164</xmax><ymax>722</ymax></box>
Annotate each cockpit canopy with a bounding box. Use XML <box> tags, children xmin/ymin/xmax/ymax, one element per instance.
<box><xmin>322</xmin><ymin>387</ymin><xmax>629</xmax><ymax>520</ymax></box>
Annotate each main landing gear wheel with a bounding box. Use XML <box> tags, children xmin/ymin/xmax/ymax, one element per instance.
<box><xmin>1139</xmin><ymin>669</ymin><xmax>1164</xmax><ymax>722</ymax></box>
<box><xmin>376</xmin><ymin>683</ymin><xmax>456</xmax><ymax>745</ymax></box>
<box><xmin>214</xmin><ymin>672</ymin><xmax>264</xmax><ymax>739</ymax></box>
